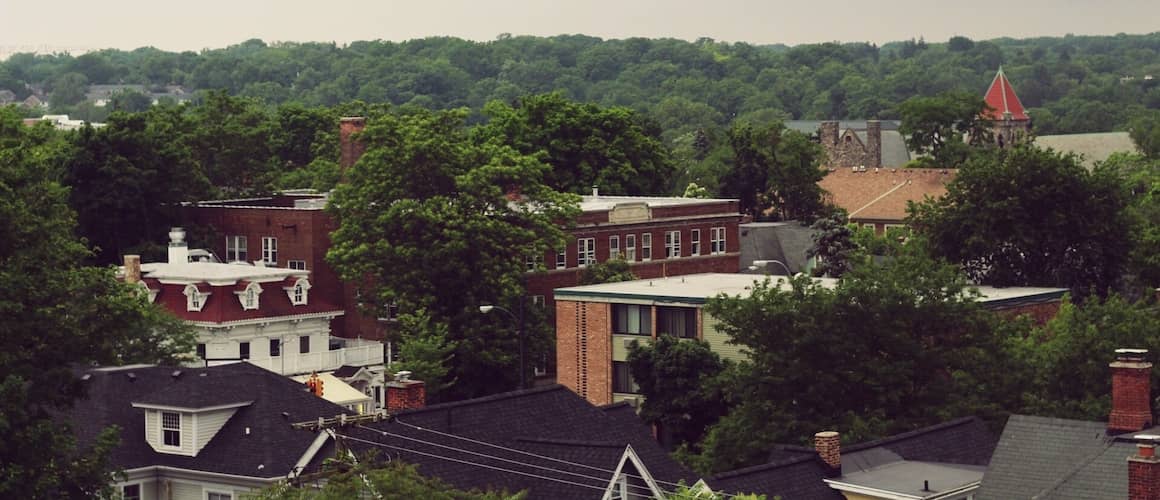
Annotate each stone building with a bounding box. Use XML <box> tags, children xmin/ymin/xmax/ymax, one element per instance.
<box><xmin>818</xmin><ymin>120</ymin><xmax>883</xmax><ymax>169</ymax></box>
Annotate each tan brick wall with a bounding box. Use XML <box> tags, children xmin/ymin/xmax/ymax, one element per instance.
<box><xmin>555</xmin><ymin>300</ymin><xmax>613</xmax><ymax>405</ymax></box>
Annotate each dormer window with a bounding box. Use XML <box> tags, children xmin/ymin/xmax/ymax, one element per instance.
<box><xmin>161</xmin><ymin>411</ymin><xmax>181</xmax><ymax>448</ymax></box>
<box><xmin>184</xmin><ymin>284</ymin><xmax>208</xmax><ymax>312</ymax></box>
<box><xmin>285</xmin><ymin>278</ymin><xmax>311</xmax><ymax>306</ymax></box>
<box><xmin>136</xmin><ymin>281</ymin><xmax>159</xmax><ymax>303</ymax></box>
<box><xmin>235</xmin><ymin>282</ymin><xmax>263</xmax><ymax>311</ymax></box>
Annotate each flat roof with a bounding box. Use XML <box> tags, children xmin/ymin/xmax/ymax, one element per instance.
<box><xmin>578</xmin><ymin>195</ymin><xmax>735</xmax><ymax>212</ymax></box>
<box><xmin>553</xmin><ymin>273</ymin><xmax>1066</xmax><ymax>305</ymax></box>
<box><xmin>140</xmin><ymin>262</ymin><xmax>307</xmax><ymax>283</ymax></box>
<box><xmin>827</xmin><ymin>460</ymin><xmax>985</xmax><ymax>499</ymax></box>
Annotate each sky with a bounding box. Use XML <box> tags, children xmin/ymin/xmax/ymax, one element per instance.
<box><xmin>2</xmin><ymin>0</ymin><xmax>1158</xmax><ymax>56</ymax></box>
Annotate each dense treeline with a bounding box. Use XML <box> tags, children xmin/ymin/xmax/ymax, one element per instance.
<box><xmin>3</xmin><ymin>33</ymin><xmax>1160</xmax><ymax>136</ymax></box>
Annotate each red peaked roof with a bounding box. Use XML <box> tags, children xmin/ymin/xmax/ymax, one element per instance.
<box><xmin>983</xmin><ymin>67</ymin><xmax>1029</xmax><ymax>121</ymax></box>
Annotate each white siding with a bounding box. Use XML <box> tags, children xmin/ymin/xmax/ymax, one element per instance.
<box><xmin>701</xmin><ymin>313</ymin><xmax>746</xmax><ymax>362</ymax></box>
<box><xmin>144</xmin><ymin>410</ymin><xmax>159</xmax><ymax>449</ymax></box>
<box><xmin>612</xmin><ymin>335</ymin><xmax>650</xmax><ymax>362</ymax></box>
<box><xmin>182</xmin><ymin>412</ymin><xmax>194</xmax><ymax>451</ymax></box>
<box><xmin>170</xmin><ymin>480</ymin><xmax>202</xmax><ymax>500</ymax></box>
<box><xmin>194</xmin><ymin>409</ymin><xmax>238</xmax><ymax>454</ymax></box>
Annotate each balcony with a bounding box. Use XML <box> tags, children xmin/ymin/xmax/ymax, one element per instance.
<box><xmin>242</xmin><ymin>338</ymin><xmax>383</xmax><ymax>375</ymax></box>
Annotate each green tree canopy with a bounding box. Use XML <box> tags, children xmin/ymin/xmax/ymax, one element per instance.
<box><xmin>910</xmin><ymin>145</ymin><xmax>1133</xmax><ymax>296</ymax></box>
<box><xmin>627</xmin><ymin>336</ymin><xmax>729</xmax><ymax>450</ymax></box>
<box><xmin>897</xmin><ymin>91</ymin><xmax>993</xmax><ymax>166</ymax></box>
<box><xmin>721</xmin><ymin>121</ymin><xmax>826</xmax><ymax>220</ymax></box>
<box><xmin>326</xmin><ymin>108</ymin><xmax>580</xmax><ymax>399</ymax></box>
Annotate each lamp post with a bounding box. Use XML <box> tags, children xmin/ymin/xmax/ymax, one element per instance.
<box><xmin>479</xmin><ymin>300</ymin><xmax>527</xmax><ymax>389</ymax></box>
<box><xmin>751</xmin><ymin>259</ymin><xmax>793</xmax><ymax>276</ymax></box>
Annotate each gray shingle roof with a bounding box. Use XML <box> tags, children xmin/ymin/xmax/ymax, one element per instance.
<box><xmin>66</xmin><ymin>363</ymin><xmax>348</xmax><ymax>479</ymax></box>
<box><xmin>344</xmin><ymin>385</ymin><xmax>696</xmax><ymax>499</ymax></box>
<box><xmin>976</xmin><ymin>414</ymin><xmax>1147</xmax><ymax>499</ymax></box>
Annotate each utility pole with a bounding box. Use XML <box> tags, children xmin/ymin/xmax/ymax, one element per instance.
<box><xmin>288</xmin><ymin>412</ymin><xmax>392</xmax><ymax>486</ymax></box>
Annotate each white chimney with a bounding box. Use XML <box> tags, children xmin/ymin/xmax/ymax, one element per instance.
<box><xmin>167</xmin><ymin>227</ymin><xmax>189</xmax><ymax>264</ymax></box>
<box><xmin>592</xmin><ymin>186</ymin><xmax>599</xmax><ymax>197</ymax></box>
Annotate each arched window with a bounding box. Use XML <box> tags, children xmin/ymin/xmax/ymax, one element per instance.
<box><xmin>285</xmin><ymin>278</ymin><xmax>311</xmax><ymax>306</ymax></box>
<box><xmin>235</xmin><ymin>282</ymin><xmax>263</xmax><ymax>311</ymax></box>
<box><xmin>184</xmin><ymin>284</ymin><xmax>208</xmax><ymax>312</ymax></box>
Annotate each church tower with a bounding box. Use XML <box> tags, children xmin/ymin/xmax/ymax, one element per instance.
<box><xmin>983</xmin><ymin>66</ymin><xmax>1032</xmax><ymax>148</ymax></box>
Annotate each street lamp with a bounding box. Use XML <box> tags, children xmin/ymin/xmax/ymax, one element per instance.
<box><xmin>751</xmin><ymin>259</ymin><xmax>793</xmax><ymax>276</ymax></box>
<box><xmin>478</xmin><ymin>301</ymin><xmax>527</xmax><ymax>389</ymax></box>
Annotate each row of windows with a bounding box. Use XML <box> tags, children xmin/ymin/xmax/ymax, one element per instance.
<box><xmin>612</xmin><ymin>304</ymin><xmax>696</xmax><ymax>338</ymax></box>
<box><xmin>224</xmin><ymin>235</ymin><xmax>306</xmax><ymax>270</ymax></box>
<box><xmin>184</xmin><ymin>279</ymin><xmax>310</xmax><ymax>312</ymax></box>
<box><xmin>535</xmin><ymin>227</ymin><xmax>729</xmax><ymax>271</ymax></box>
<box><xmin>195</xmin><ymin>336</ymin><xmax>315</xmax><ymax>360</ymax></box>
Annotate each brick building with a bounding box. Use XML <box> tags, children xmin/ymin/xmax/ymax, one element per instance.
<box><xmin>554</xmin><ymin>273</ymin><xmax>1066</xmax><ymax>407</ymax></box>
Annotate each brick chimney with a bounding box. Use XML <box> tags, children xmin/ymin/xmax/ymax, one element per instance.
<box><xmin>815</xmin><ymin>430</ymin><xmax>841</xmax><ymax>477</ymax></box>
<box><xmin>1110</xmin><ymin>349</ymin><xmax>1154</xmax><ymax>434</ymax></box>
<box><xmin>339</xmin><ymin>117</ymin><xmax>367</xmax><ymax>169</ymax></box>
<box><xmin>865</xmin><ymin>120</ymin><xmax>882</xmax><ymax>168</ymax></box>
<box><xmin>1129</xmin><ymin>436</ymin><xmax>1160</xmax><ymax>500</ymax></box>
<box><xmin>386</xmin><ymin>371</ymin><xmax>426</xmax><ymax>412</ymax></box>
<box><xmin>123</xmin><ymin>255</ymin><xmax>141</xmax><ymax>284</ymax></box>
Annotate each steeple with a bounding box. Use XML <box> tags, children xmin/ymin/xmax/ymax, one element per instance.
<box><xmin>983</xmin><ymin>66</ymin><xmax>1029</xmax><ymax>121</ymax></box>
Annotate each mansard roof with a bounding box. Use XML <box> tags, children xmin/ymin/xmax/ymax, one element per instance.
<box><xmin>983</xmin><ymin>67</ymin><xmax>1030</xmax><ymax>121</ymax></box>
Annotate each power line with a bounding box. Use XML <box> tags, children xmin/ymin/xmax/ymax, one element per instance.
<box><xmin>352</xmin><ymin>424</ymin><xmax>671</xmax><ymax>498</ymax></box>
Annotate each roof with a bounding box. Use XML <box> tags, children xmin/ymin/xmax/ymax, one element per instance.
<box><xmin>1035</xmin><ymin>132</ymin><xmax>1138</xmax><ymax>169</ymax></box>
<box><xmin>139</xmin><ymin>262</ymin><xmax>308</xmax><ymax>284</ymax></box>
<box><xmin>819</xmin><ymin>167</ymin><xmax>955</xmax><ymax>223</ymax></box>
<box><xmin>976</xmin><ymin>415</ymin><xmax>1160</xmax><ymax>499</ymax></box>
<box><xmin>784</xmin><ymin>120</ymin><xmax>903</xmax><ymax>133</ymax></box>
<box><xmin>983</xmin><ymin>67</ymin><xmax>1030</xmax><ymax>121</ymax></box>
<box><xmin>290</xmin><ymin>372</ymin><xmax>372</xmax><ymax>406</ymax></box>
<box><xmin>711</xmin><ymin>417</ymin><xmax>997</xmax><ymax>499</ymax></box>
<box><xmin>827</xmin><ymin>461</ymin><xmax>986</xmax><ymax>499</ymax></box>
<box><xmin>578</xmin><ymin>194</ymin><xmax>736</xmax><ymax>213</ymax></box>
<box><xmin>739</xmin><ymin>221</ymin><xmax>817</xmax><ymax>273</ymax></box>
<box><xmin>553</xmin><ymin>272</ymin><xmax>1066</xmax><ymax>307</ymax></box>
<box><xmin>344</xmin><ymin>385</ymin><xmax>696</xmax><ymax>499</ymax></box>
<box><xmin>66</xmin><ymin>363</ymin><xmax>348</xmax><ymax>479</ymax></box>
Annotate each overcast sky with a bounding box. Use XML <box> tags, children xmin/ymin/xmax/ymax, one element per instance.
<box><xmin>2</xmin><ymin>0</ymin><xmax>1158</xmax><ymax>55</ymax></box>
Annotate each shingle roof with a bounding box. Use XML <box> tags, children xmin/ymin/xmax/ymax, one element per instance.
<box><xmin>975</xmin><ymin>414</ymin><xmax>1151</xmax><ymax>499</ymax></box>
<box><xmin>710</xmin><ymin>417</ymin><xmax>997</xmax><ymax>499</ymax></box>
<box><xmin>1035</xmin><ymin>132</ymin><xmax>1138</xmax><ymax>169</ymax></box>
<box><xmin>67</xmin><ymin>363</ymin><xmax>348</xmax><ymax>479</ymax></box>
<box><xmin>819</xmin><ymin>167</ymin><xmax>955</xmax><ymax>223</ymax></box>
<box><xmin>344</xmin><ymin>385</ymin><xmax>697</xmax><ymax>499</ymax></box>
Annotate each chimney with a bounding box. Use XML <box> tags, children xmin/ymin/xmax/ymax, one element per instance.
<box><xmin>1111</xmin><ymin>349</ymin><xmax>1154</xmax><ymax>434</ymax></box>
<box><xmin>815</xmin><ymin>430</ymin><xmax>841</xmax><ymax>477</ymax></box>
<box><xmin>819</xmin><ymin>121</ymin><xmax>839</xmax><ymax>147</ymax></box>
<box><xmin>167</xmin><ymin>227</ymin><xmax>189</xmax><ymax>264</ymax></box>
<box><xmin>1129</xmin><ymin>435</ymin><xmax>1160</xmax><ymax>500</ymax></box>
<box><xmin>386</xmin><ymin>371</ymin><xmax>426</xmax><ymax>412</ymax></box>
<box><xmin>123</xmin><ymin>255</ymin><xmax>141</xmax><ymax>284</ymax></box>
<box><xmin>866</xmin><ymin>120</ymin><xmax>882</xmax><ymax>169</ymax></box>
<box><xmin>339</xmin><ymin>117</ymin><xmax>367</xmax><ymax>170</ymax></box>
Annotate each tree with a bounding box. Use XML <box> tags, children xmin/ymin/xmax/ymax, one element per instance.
<box><xmin>0</xmin><ymin>108</ymin><xmax>195</xmax><ymax>497</ymax></box>
<box><xmin>578</xmin><ymin>258</ymin><xmax>637</xmax><ymax>285</ymax></box>
<box><xmin>477</xmin><ymin>93</ymin><xmax>674</xmax><ymax>195</ymax></box>
<box><xmin>627</xmin><ymin>336</ymin><xmax>729</xmax><ymax>450</ymax></box>
<box><xmin>1100</xmin><ymin>152</ymin><xmax>1160</xmax><ymax>288</ymax></box>
<box><xmin>109</xmin><ymin>89</ymin><xmax>153</xmax><ymax>113</ymax></box>
<box><xmin>184</xmin><ymin>90</ymin><xmax>276</xmax><ymax>196</ymax></box>
<box><xmin>897</xmin><ymin>91</ymin><xmax>993</xmax><ymax>167</ymax></box>
<box><xmin>807</xmin><ymin>212</ymin><xmax>858</xmax><ymax>278</ymax></box>
<box><xmin>1128</xmin><ymin>111</ymin><xmax>1160</xmax><ymax>159</ymax></box>
<box><xmin>910</xmin><ymin>145</ymin><xmax>1133</xmax><ymax>296</ymax></box>
<box><xmin>721</xmin><ymin>122</ymin><xmax>826</xmax><ymax>221</ymax></box>
<box><xmin>249</xmin><ymin>460</ymin><xmax>523</xmax><ymax>499</ymax></box>
<box><xmin>327</xmin><ymin>108</ymin><xmax>580</xmax><ymax>400</ymax></box>
<box><xmin>697</xmin><ymin>251</ymin><xmax>1003</xmax><ymax>472</ymax></box>
<box><xmin>389</xmin><ymin>310</ymin><xmax>458</xmax><ymax>400</ymax></box>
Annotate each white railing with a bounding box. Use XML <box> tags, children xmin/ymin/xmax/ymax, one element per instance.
<box><xmin>246</xmin><ymin>341</ymin><xmax>383</xmax><ymax>375</ymax></box>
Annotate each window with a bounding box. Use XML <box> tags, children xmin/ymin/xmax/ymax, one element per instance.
<box><xmin>184</xmin><ymin>284</ymin><xmax>207</xmax><ymax>312</ymax></box>
<box><xmin>691</xmin><ymin>229</ymin><xmax>701</xmax><ymax>255</ymax></box>
<box><xmin>207</xmin><ymin>492</ymin><xmax>233</xmax><ymax>500</ymax></box>
<box><xmin>625</xmin><ymin>235</ymin><xmax>636</xmax><ymax>261</ymax></box>
<box><xmin>269</xmin><ymin>338</ymin><xmax>281</xmax><ymax>357</ymax></box>
<box><xmin>261</xmin><ymin>237</ymin><xmax>277</xmax><ymax>266</ymax></box>
<box><xmin>122</xmin><ymin>484</ymin><xmax>141</xmax><ymax>500</ymax></box>
<box><xmin>665</xmin><ymin>230</ymin><xmax>681</xmax><ymax>258</ymax></box>
<box><xmin>299</xmin><ymin>335</ymin><xmax>310</xmax><ymax>354</ymax></box>
<box><xmin>577</xmin><ymin>238</ymin><xmax>595</xmax><ymax>267</ymax></box>
<box><xmin>225</xmin><ymin>235</ymin><xmax>247</xmax><ymax>262</ymax></box>
<box><xmin>531</xmin><ymin>295</ymin><xmax>546</xmax><ymax>308</ymax></box>
<box><xmin>237</xmin><ymin>282</ymin><xmax>262</xmax><ymax>311</ymax></box>
<box><xmin>196</xmin><ymin>343</ymin><xmax>206</xmax><ymax>359</ymax></box>
<box><xmin>609</xmin><ymin>476</ymin><xmax>628</xmax><ymax>500</ymax></box>
<box><xmin>288</xmin><ymin>260</ymin><xmax>307</xmax><ymax>270</ymax></box>
<box><xmin>556</xmin><ymin>249</ymin><xmax>567</xmax><ymax>269</ymax></box>
<box><xmin>609</xmin><ymin>236</ymin><xmax>620</xmax><ymax>260</ymax></box>
<box><xmin>525</xmin><ymin>252</ymin><xmax>544</xmax><ymax>272</ymax></box>
<box><xmin>161</xmin><ymin>411</ymin><xmax>181</xmax><ymax>447</ymax></box>
<box><xmin>287</xmin><ymin>278</ymin><xmax>310</xmax><ymax>306</ymax></box>
<box><xmin>613</xmin><ymin>304</ymin><xmax>651</xmax><ymax>335</ymax></box>
<box><xmin>641</xmin><ymin>233</ymin><xmax>652</xmax><ymax>261</ymax></box>
<box><xmin>612</xmin><ymin>362</ymin><xmax>639</xmax><ymax>394</ymax></box>
<box><xmin>710</xmin><ymin>227</ymin><xmax>727</xmax><ymax>255</ymax></box>
<box><xmin>239</xmin><ymin>342</ymin><xmax>250</xmax><ymax>360</ymax></box>
<box><xmin>657</xmin><ymin>306</ymin><xmax>697</xmax><ymax>339</ymax></box>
